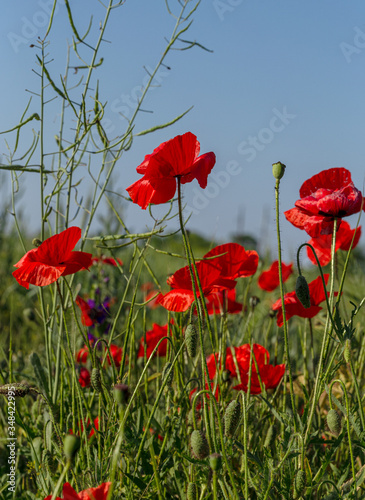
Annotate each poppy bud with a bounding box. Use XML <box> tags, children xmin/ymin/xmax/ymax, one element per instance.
<box><xmin>295</xmin><ymin>275</ymin><xmax>311</xmax><ymax>309</ymax></box>
<box><xmin>162</xmin><ymin>362</ymin><xmax>174</xmax><ymax>387</ymax></box>
<box><xmin>224</xmin><ymin>400</ymin><xmax>242</xmax><ymax>437</ymax></box>
<box><xmin>209</xmin><ymin>452</ymin><xmax>222</xmax><ymax>471</ymax></box>
<box><xmin>343</xmin><ymin>339</ymin><xmax>351</xmax><ymax>363</ymax></box>
<box><xmin>327</xmin><ymin>409</ymin><xmax>342</xmax><ymax>436</ymax></box>
<box><xmin>32</xmin><ymin>238</ymin><xmax>43</xmax><ymax>247</ymax></box>
<box><xmin>185</xmin><ymin>324</ymin><xmax>198</xmax><ymax>358</ymax></box>
<box><xmin>264</xmin><ymin>424</ymin><xmax>275</xmax><ymax>448</ymax></box>
<box><xmin>187</xmin><ymin>482</ymin><xmax>198</xmax><ymax>500</ymax></box>
<box><xmin>64</xmin><ymin>434</ymin><xmax>80</xmax><ymax>461</ymax></box>
<box><xmin>249</xmin><ymin>296</ymin><xmax>260</xmax><ymax>309</ymax></box>
<box><xmin>91</xmin><ymin>367</ymin><xmax>102</xmax><ymax>393</ymax></box>
<box><xmin>190</xmin><ymin>430</ymin><xmax>209</xmax><ymax>459</ymax></box>
<box><xmin>272</xmin><ymin>161</ymin><xmax>286</xmax><ymax>180</ymax></box>
<box><xmin>0</xmin><ymin>382</ymin><xmax>30</xmax><ymax>398</ymax></box>
<box><xmin>113</xmin><ymin>383</ymin><xmax>129</xmax><ymax>406</ymax></box>
<box><xmin>294</xmin><ymin>469</ymin><xmax>306</xmax><ymax>498</ymax></box>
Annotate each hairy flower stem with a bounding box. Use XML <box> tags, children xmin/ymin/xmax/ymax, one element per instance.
<box><xmin>304</xmin><ymin>219</ymin><xmax>338</xmax><ymax>445</ymax></box>
<box><xmin>177</xmin><ymin>177</ymin><xmax>214</xmax><ymax>448</ymax></box>
<box><xmin>275</xmin><ymin>178</ymin><xmax>296</xmax><ymax>429</ymax></box>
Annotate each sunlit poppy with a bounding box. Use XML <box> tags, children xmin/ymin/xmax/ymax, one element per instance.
<box><xmin>284</xmin><ymin>168</ymin><xmax>364</xmax><ymax>237</ymax></box>
<box><xmin>79</xmin><ymin>367</ymin><xmax>91</xmax><ymax>388</ymax></box>
<box><xmin>258</xmin><ymin>260</ymin><xmax>293</xmax><ymax>292</ymax></box>
<box><xmin>203</xmin><ymin>243</ymin><xmax>259</xmax><ymax>280</ymax></box>
<box><xmin>137</xmin><ymin>323</ymin><xmax>170</xmax><ymax>358</ymax></box>
<box><xmin>126</xmin><ymin>132</ymin><xmax>216</xmax><ymax>209</ymax></box>
<box><xmin>44</xmin><ymin>481</ymin><xmax>111</xmax><ymax>500</ymax></box>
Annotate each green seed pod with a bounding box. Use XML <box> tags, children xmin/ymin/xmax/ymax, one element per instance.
<box><xmin>327</xmin><ymin>409</ymin><xmax>342</xmax><ymax>436</ymax></box>
<box><xmin>187</xmin><ymin>482</ymin><xmax>198</xmax><ymax>500</ymax></box>
<box><xmin>0</xmin><ymin>383</ymin><xmax>30</xmax><ymax>398</ymax></box>
<box><xmin>294</xmin><ymin>469</ymin><xmax>306</xmax><ymax>498</ymax></box>
<box><xmin>64</xmin><ymin>434</ymin><xmax>80</xmax><ymax>461</ymax></box>
<box><xmin>343</xmin><ymin>339</ymin><xmax>351</xmax><ymax>363</ymax></box>
<box><xmin>43</xmin><ymin>449</ymin><xmax>58</xmax><ymax>475</ymax></box>
<box><xmin>185</xmin><ymin>324</ymin><xmax>198</xmax><ymax>358</ymax></box>
<box><xmin>272</xmin><ymin>161</ymin><xmax>286</xmax><ymax>180</ymax></box>
<box><xmin>113</xmin><ymin>383</ymin><xmax>129</xmax><ymax>406</ymax></box>
<box><xmin>295</xmin><ymin>275</ymin><xmax>311</xmax><ymax>309</ymax></box>
<box><xmin>264</xmin><ymin>424</ymin><xmax>275</xmax><ymax>448</ymax></box>
<box><xmin>32</xmin><ymin>238</ymin><xmax>43</xmax><ymax>247</ymax></box>
<box><xmin>224</xmin><ymin>400</ymin><xmax>242</xmax><ymax>437</ymax></box>
<box><xmin>190</xmin><ymin>430</ymin><xmax>209</xmax><ymax>459</ymax></box>
<box><xmin>209</xmin><ymin>452</ymin><xmax>222</xmax><ymax>471</ymax></box>
<box><xmin>91</xmin><ymin>367</ymin><xmax>102</xmax><ymax>393</ymax></box>
<box><xmin>162</xmin><ymin>362</ymin><xmax>174</xmax><ymax>387</ymax></box>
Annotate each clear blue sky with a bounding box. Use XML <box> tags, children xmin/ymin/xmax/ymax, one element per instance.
<box><xmin>1</xmin><ymin>1</ymin><xmax>365</xmax><ymax>260</ymax></box>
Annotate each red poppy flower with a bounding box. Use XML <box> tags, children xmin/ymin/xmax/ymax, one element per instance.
<box><xmin>137</xmin><ymin>323</ymin><xmax>170</xmax><ymax>358</ymax></box>
<box><xmin>126</xmin><ymin>132</ymin><xmax>216</xmax><ymax>209</ymax></box>
<box><xmin>204</xmin><ymin>288</ymin><xmax>243</xmax><ymax>315</ymax></box>
<box><xmin>13</xmin><ymin>227</ymin><xmax>92</xmax><ymax>289</ymax></box>
<box><xmin>284</xmin><ymin>168</ymin><xmax>364</xmax><ymax>237</ymax></box>
<box><xmin>79</xmin><ymin>367</ymin><xmax>91</xmax><ymax>388</ymax></box>
<box><xmin>307</xmin><ymin>221</ymin><xmax>362</xmax><ymax>266</ymax></box>
<box><xmin>258</xmin><ymin>261</ymin><xmax>293</xmax><ymax>292</ymax></box>
<box><xmin>75</xmin><ymin>296</ymin><xmax>94</xmax><ymax>327</ymax></box>
<box><xmin>107</xmin><ymin>344</ymin><xmax>123</xmax><ymax>368</ymax></box>
<box><xmin>92</xmin><ymin>255</ymin><xmax>123</xmax><ymax>266</ymax></box>
<box><xmin>272</xmin><ymin>274</ymin><xmax>337</xmax><ymax>327</ymax></box>
<box><xmin>44</xmin><ymin>481</ymin><xmax>111</xmax><ymax>500</ymax></box>
<box><xmin>69</xmin><ymin>416</ymin><xmax>99</xmax><ymax>440</ymax></box>
<box><xmin>207</xmin><ymin>344</ymin><xmax>285</xmax><ymax>395</ymax></box>
<box><xmin>76</xmin><ymin>346</ymin><xmax>89</xmax><ymax>364</ymax></box>
<box><xmin>203</xmin><ymin>243</ymin><xmax>259</xmax><ymax>280</ymax></box>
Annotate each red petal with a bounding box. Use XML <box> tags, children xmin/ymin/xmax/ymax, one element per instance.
<box><xmin>157</xmin><ymin>290</ymin><xmax>195</xmax><ymax>312</ymax></box>
<box><xmin>35</xmin><ymin>227</ymin><xmax>81</xmax><ymax>266</ymax></box>
<box><xmin>181</xmin><ymin>152</ymin><xmax>216</xmax><ymax>188</ymax></box>
<box><xmin>203</xmin><ymin>243</ymin><xmax>259</xmax><ymax>279</ymax></box>
<box><xmin>299</xmin><ymin>168</ymin><xmax>353</xmax><ymax>198</ymax></box>
<box><xmin>126</xmin><ymin>176</ymin><xmax>176</xmax><ymax>209</ymax></box>
<box><xmin>61</xmin><ymin>251</ymin><xmax>93</xmax><ymax>276</ymax></box>
<box><xmin>258</xmin><ymin>261</ymin><xmax>293</xmax><ymax>292</ymax></box>
<box><xmin>62</xmin><ymin>482</ymin><xmax>80</xmax><ymax>500</ymax></box>
<box><xmin>13</xmin><ymin>261</ymin><xmax>65</xmax><ymax>287</ymax></box>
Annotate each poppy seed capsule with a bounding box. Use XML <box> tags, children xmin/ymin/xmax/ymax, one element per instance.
<box><xmin>113</xmin><ymin>383</ymin><xmax>129</xmax><ymax>406</ymax></box>
<box><xmin>91</xmin><ymin>367</ymin><xmax>102</xmax><ymax>393</ymax></box>
<box><xmin>294</xmin><ymin>469</ymin><xmax>306</xmax><ymax>498</ymax></box>
<box><xmin>190</xmin><ymin>430</ymin><xmax>209</xmax><ymax>459</ymax></box>
<box><xmin>162</xmin><ymin>362</ymin><xmax>174</xmax><ymax>387</ymax></box>
<box><xmin>295</xmin><ymin>275</ymin><xmax>311</xmax><ymax>309</ymax></box>
<box><xmin>272</xmin><ymin>161</ymin><xmax>286</xmax><ymax>180</ymax></box>
<box><xmin>209</xmin><ymin>452</ymin><xmax>222</xmax><ymax>471</ymax></box>
<box><xmin>64</xmin><ymin>434</ymin><xmax>80</xmax><ymax>461</ymax></box>
<box><xmin>187</xmin><ymin>482</ymin><xmax>198</xmax><ymax>500</ymax></box>
<box><xmin>344</xmin><ymin>339</ymin><xmax>351</xmax><ymax>363</ymax></box>
<box><xmin>185</xmin><ymin>324</ymin><xmax>197</xmax><ymax>358</ymax></box>
<box><xmin>327</xmin><ymin>409</ymin><xmax>342</xmax><ymax>436</ymax></box>
<box><xmin>224</xmin><ymin>400</ymin><xmax>242</xmax><ymax>437</ymax></box>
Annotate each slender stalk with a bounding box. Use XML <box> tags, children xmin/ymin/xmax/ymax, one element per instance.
<box><xmin>275</xmin><ymin>178</ymin><xmax>296</xmax><ymax>428</ymax></box>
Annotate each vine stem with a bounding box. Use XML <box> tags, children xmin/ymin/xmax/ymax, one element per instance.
<box><xmin>275</xmin><ymin>178</ymin><xmax>296</xmax><ymax>429</ymax></box>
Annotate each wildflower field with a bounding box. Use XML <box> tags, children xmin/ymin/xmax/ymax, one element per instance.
<box><xmin>1</xmin><ymin>2</ymin><xmax>365</xmax><ymax>499</ymax></box>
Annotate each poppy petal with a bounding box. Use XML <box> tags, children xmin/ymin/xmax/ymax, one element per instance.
<box><xmin>13</xmin><ymin>261</ymin><xmax>65</xmax><ymax>288</ymax></box>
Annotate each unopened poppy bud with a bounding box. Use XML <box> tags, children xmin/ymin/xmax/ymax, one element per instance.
<box><xmin>113</xmin><ymin>383</ymin><xmax>129</xmax><ymax>406</ymax></box>
<box><xmin>187</xmin><ymin>482</ymin><xmax>198</xmax><ymax>500</ymax></box>
<box><xmin>343</xmin><ymin>339</ymin><xmax>351</xmax><ymax>363</ymax></box>
<box><xmin>209</xmin><ymin>452</ymin><xmax>222</xmax><ymax>471</ymax></box>
<box><xmin>295</xmin><ymin>275</ymin><xmax>311</xmax><ymax>309</ymax></box>
<box><xmin>64</xmin><ymin>434</ymin><xmax>80</xmax><ymax>461</ymax></box>
<box><xmin>190</xmin><ymin>430</ymin><xmax>209</xmax><ymax>459</ymax></box>
<box><xmin>0</xmin><ymin>382</ymin><xmax>30</xmax><ymax>398</ymax></box>
<box><xmin>162</xmin><ymin>362</ymin><xmax>174</xmax><ymax>387</ymax></box>
<box><xmin>272</xmin><ymin>161</ymin><xmax>286</xmax><ymax>180</ymax></box>
<box><xmin>249</xmin><ymin>296</ymin><xmax>260</xmax><ymax>309</ymax></box>
<box><xmin>91</xmin><ymin>367</ymin><xmax>102</xmax><ymax>393</ymax></box>
<box><xmin>294</xmin><ymin>469</ymin><xmax>306</xmax><ymax>498</ymax></box>
<box><xmin>264</xmin><ymin>424</ymin><xmax>275</xmax><ymax>448</ymax></box>
<box><xmin>327</xmin><ymin>409</ymin><xmax>342</xmax><ymax>436</ymax></box>
<box><xmin>224</xmin><ymin>400</ymin><xmax>242</xmax><ymax>437</ymax></box>
<box><xmin>185</xmin><ymin>324</ymin><xmax>197</xmax><ymax>358</ymax></box>
<box><xmin>32</xmin><ymin>238</ymin><xmax>43</xmax><ymax>247</ymax></box>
